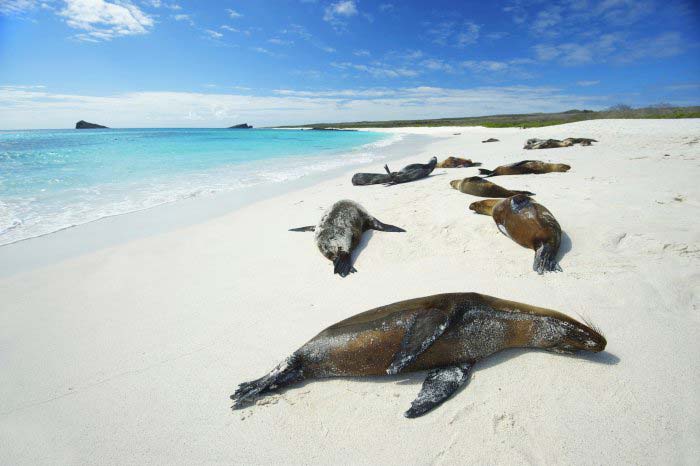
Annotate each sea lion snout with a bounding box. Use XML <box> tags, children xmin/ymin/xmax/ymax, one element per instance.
<box><xmin>549</xmin><ymin>321</ymin><xmax>607</xmax><ymax>354</ymax></box>
<box><xmin>450</xmin><ymin>180</ymin><xmax>460</xmax><ymax>189</ymax></box>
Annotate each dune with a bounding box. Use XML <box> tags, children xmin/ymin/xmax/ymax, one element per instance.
<box><xmin>0</xmin><ymin>119</ymin><xmax>698</xmax><ymax>464</ymax></box>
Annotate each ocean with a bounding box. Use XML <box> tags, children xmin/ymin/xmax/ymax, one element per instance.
<box><xmin>0</xmin><ymin>128</ymin><xmax>396</xmax><ymax>245</ymax></box>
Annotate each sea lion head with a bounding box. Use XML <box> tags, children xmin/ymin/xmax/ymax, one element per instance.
<box><xmin>429</xmin><ymin>156</ymin><xmax>438</xmax><ymax>165</ymax></box>
<box><xmin>469</xmin><ymin>199</ymin><xmax>501</xmax><ymax>216</ymax></box>
<box><xmin>508</xmin><ymin>194</ymin><xmax>532</xmax><ymax>212</ymax></box>
<box><xmin>450</xmin><ymin>179</ymin><xmax>461</xmax><ymax>189</ymax></box>
<box><xmin>543</xmin><ymin>317</ymin><xmax>607</xmax><ymax>354</ymax></box>
<box><xmin>554</xmin><ymin>163</ymin><xmax>571</xmax><ymax>172</ymax></box>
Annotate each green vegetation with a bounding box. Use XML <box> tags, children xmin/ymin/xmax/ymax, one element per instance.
<box><xmin>279</xmin><ymin>105</ymin><xmax>700</xmax><ymax>129</ymax></box>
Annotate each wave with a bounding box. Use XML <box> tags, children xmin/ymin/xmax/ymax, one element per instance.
<box><xmin>0</xmin><ymin>133</ymin><xmax>403</xmax><ymax>246</ymax></box>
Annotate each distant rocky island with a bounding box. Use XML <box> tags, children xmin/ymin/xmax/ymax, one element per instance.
<box><xmin>229</xmin><ymin>123</ymin><xmax>253</xmax><ymax>129</ymax></box>
<box><xmin>76</xmin><ymin>120</ymin><xmax>108</xmax><ymax>129</ymax></box>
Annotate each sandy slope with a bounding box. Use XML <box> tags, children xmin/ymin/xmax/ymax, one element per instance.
<box><xmin>0</xmin><ymin>120</ymin><xmax>698</xmax><ymax>465</ymax></box>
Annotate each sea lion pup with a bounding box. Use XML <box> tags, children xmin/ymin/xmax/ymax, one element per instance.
<box><xmin>524</xmin><ymin>138</ymin><xmax>597</xmax><ymax>150</ymax></box>
<box><xmin>478</xmin><ymin>160</ymin><xmax>570</xmax><ymax>177</ymax></box>
<box><xmin>436</xmin><ymin>157</ymin><xmax>481</xmax><ymax>168</ymax></box>
<box><xmin>482</xmin><ymin>137</ymin><xmax>499</xmax><ymax>143</ymax></box>
<box><xmin>289</xmin><ymin>200</ymin><xmax>405</xmax><ymax>277</ymax></box>
<box><xmin>450</xmin><ymin>176</ymin><xmax>534</xmax><ymax>198</ymax></box>
<box><xmin>230</xmin><ymin>292</ymin><xmax>607</xmax><ymax>418</ymax></box>
<box><xmin>469</xmin><ymin>194</ymin><xmax>562</xmax><ymax>274</ymax></box>
<box><xmin>351</xmin><ymin>156</ymin><xmax>437</xmax><ymax>186</ymax></box>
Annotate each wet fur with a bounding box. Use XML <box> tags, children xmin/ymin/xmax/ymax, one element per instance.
<box><xmin>451</xmin><ymin>176</ymin><xmax>534</xmax><ymax>198</ymax></box>
<box><xmin>290</xmin><ymin>200</ymin><xmax>405</xmax><ymax>277</ymax></box>
<box><xmin>231</xmin><ymin>293</ymin><xmax>606</xmax><ymax>417</ymax></box>
<box><xmin>478</xmin><ymin>160</ymin><xmax>571</xmax><ymax>177</ymax></box>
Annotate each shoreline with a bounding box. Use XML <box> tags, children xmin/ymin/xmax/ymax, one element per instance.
<box><xmin>0</xmin><ymin>132</ymin><xmax>436</xmax><ymax>277</ymax></box>
<box><xmin>1</xmin><ymin>119</ymin><xmax>698</xmax><ymax>464</ymax></box>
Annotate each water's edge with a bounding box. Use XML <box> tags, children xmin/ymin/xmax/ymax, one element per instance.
<box><xmin>0</xmin><ymin>133</ymin><xmax>436</xmax><ymax>277</ymax></box>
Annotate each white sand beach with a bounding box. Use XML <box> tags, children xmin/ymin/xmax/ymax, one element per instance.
<box><xmin>1</xmin><ymin>119</ymin><xmax>698</xmax><ymax>464</ymax></box>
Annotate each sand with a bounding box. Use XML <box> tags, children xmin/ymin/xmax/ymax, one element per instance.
<box><xmin>0</xmin><ymin>119</ymin><xmax>698</xmax><ymax>465</ymax></box>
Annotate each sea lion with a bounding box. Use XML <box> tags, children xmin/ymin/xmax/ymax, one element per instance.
<box><xmin>230</xmin><ymin>292</ymin><xmax>606</xmax><ymax>418</ymax></box>
<box><xmin>478</xmin><ymin>160</ymin><xmax>570</xmax><ymax>177</ymax></box>
<box><xmin>450</xmin><ymin>176</ymin><xmax>534</xmax><ymax>198</ymax></box>
<box><xmin>436</xmin><ymin>157</ymin><xmax>481</xmax><ymax>168</ymax></box>
<box><xmin>469</xmin><ymin>194</ymin><xmax>562</xmax><ymax>273</ymax></box>
<box><xmin>482</xmin><ymin>138</ymin><xmax>499</xmax><ymax>143</ymax></box>
<box><xmin>524</xmin><ymin>138</ymin><xmax>597</xmax><ymax>150</ymax></box>
<box><xmin>289</xmin><ymin>200</ymin><xmax>405</xmax><ymax>277</ymax></box>
<box><xmin>352</xmin><ymin>157</ymin><xmax>437</xmax><ymax>186</ymax></box>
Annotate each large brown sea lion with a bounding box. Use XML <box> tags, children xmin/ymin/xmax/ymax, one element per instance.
<box><xmin>230</xmin><ymin>292</ymin><xmax>606</xmax><ymax>418</ymax></box>
<box><xmin>436</xmin><ymin>157</ymin><xmax>481</xmax><ymax>168</ymax></box>
<box><xmin>352</xmin><ymin>157</ymin><xmax>437</xmax><ymax>186</ymax></box>
<box><xmin>469</xmin><ymin>195</ymin><xmax>562</xmax><ymax>273</ymax></box>
<box><xmin>478</xmin><ymin>160</ymin><xmax>570</xmax><ymax>177</ymax></box>
<box><xmin>524</xmin><ymin>138</ymin><xmax>597</xmax><ymax>150</ymax></box>
<box><xmin>450</xmin><ymin>176</ymin><xmax>534</xmax><ymax>198</ymax></box>
<box><xmin>289</xmin><ymin>200</ymin><xmax>405</xmax><ymax>277</ymax></box>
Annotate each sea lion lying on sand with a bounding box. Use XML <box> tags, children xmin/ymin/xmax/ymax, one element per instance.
<box><xmin>478</xmin><ymin>160</ymin><xmax>570</xmax><ymax>177</ymax></box>
<box><xmin>352</xmin><ymin>157</ymin><xmax>437</xmax><ymax>186</ymax></box>
<box><xmin>469</xmin><ymin>194</ymin><xmax>562</xmax><ymax>274</ymax></box>
<box><xmin>524</xmin><ymin>138</ymin><xmax>597</xmax><ymax>150</ymax></box>
<box><xmin>289</xmin><ymin>200</ymin><xmax>405</xmax><ymax>277</ymax></box>
<box><xmin>230</xmin><ymin>292</ymin><xmax>606</xmax><ymax>418</ymax></box>
<box><xmin>437</xmin><ymin>157</ymin><xmax>481</xmax><ymax>168</ymax></box>
<box><xmin>482</xmin><ymin>138</ymin><xmax>499</xmax><ymax>143</ymax></box>
<box><xmin>450</xmin><ymin>176</ymin><xmax>534</xmax><ymax>198</ymax></box>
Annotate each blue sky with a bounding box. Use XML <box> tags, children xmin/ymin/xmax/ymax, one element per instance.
<box><xmin>0</xmin><ymin>0</ymin><xmax>698</xmax><ymax>128</ymax></box>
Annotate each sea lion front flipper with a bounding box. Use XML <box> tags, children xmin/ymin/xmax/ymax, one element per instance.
<box><xmin>533</xmin><ymin>243</ymin><xmax>562</xmax><ymax>274</ymax></box>
<box><xmin>369</xmin><ymin>217</ymin><xmax>406</xmax><ymax>233</ymax></box>
<box><xmin>386</xmin><ymin>308</ymin><xmax>457</xmax><ymax>375</ymax></box>
<box><xmin>404</xmin><ymin>363</ymin><xmax>473</xmax><ymax>418</ymax></box>
<box><xmin>289</xmin><ymin>225</ymin><xmax>316</xmax><ymax>232</ymax></box>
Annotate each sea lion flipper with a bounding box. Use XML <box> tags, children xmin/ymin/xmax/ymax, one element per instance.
<box><xmin>386</xmin><ymin>308</ymin><xmax>457</xmax><ymax>375</ymax></box>
<box><xmin>333</xmin><ymin>253</ymin><xmax>356</xmax><ymax>277</ymax></box>
<box><xmin>533</xmin><ymin>243</ymin><xmax>562</xmax><ymax>274</ymax></box>
<box><xmin>289</xmin><ymin>225</ymin><xmax>316</xmax><ymax>232</ymax></box>
<box><xmin>404</xmin><ymin>363</ymin><xmax>473</xmax><ymax>418</ymax></box>
<box><xmin>369</xmin><ymin>218</ymin><xmax>406</xmax><ymax>233</ymax></box>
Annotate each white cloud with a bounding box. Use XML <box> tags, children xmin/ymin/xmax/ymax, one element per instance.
<box><xmin>577</xmin><ymin>80</ymin><xmax>600</xmax><ymax>86</ymax></box>
<box><xmin>0</xmin><ymin>85</ymin><xmax>613</xmax><ymax>129</ymax></box>
<box><xmin>59</xmin><ymin>0</ymin><xmax>154</xmax><ymax>41</ymax></box>
<box><xmin>331</xmin><ymin>61</ymin><xmax>418</xmax><ymax>78</ymax></box>
<box><xmin>0</xmin><ymin>0</ymin><xmax>39</xmax><ymax>14</ymax></box>
<box><xmin>323</xmin><ymin>0</ymin><xmax>358</xmax><ymax>27</ymax></box>
<box><xmin>268</xmin><ymin>37</ymin><xmax>293</xmax><ymax>45</ymax></box>
<box><xmin>353</xmin><ymin>49</ymin><xmax>370</xmax><ymax>57</ymax></box>
<box><xmin>226</xmin><ymin>8</ymin><xmax>241</xmax><ymax>18</ymax></box>
<box><xmin>426</xmin><ymin>20</ymin><xmax>481</xmax><ymax>47</ymax></box>
<box><xmin>379</xmin><ymin>3</ymin><xmax>394</xmax><ymax>12</ymax></box>
<box><xmin>204</xmin><ymin>29</ymin><xmax>223</xmax><ymax>39</ymax></box>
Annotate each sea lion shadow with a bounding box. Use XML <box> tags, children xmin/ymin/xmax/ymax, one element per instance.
<box><xmin>351</xmin><ymin>230</ymin><xmax>375</xmax><ymax>265</ymax></box>
<box><xmin>557</xmin><ymin>231</ymin><xmax>573</xmax><ymax>262</ymax></box>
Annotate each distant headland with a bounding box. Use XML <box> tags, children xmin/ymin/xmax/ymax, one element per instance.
<box><xmin>229</xmin><ymin>123</ymin><xmax>253</xmax><ymax>129</ymax></box>
<box><xmin>76</xmin><ymin>120</ymin><xmax>108</xmax><ymax>129</ymax></box>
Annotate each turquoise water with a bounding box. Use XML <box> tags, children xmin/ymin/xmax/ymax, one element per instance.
<box><xmin>0</xmin><ymin>128</ymin><xmax>394</xmax><ymax>245</ymax></box>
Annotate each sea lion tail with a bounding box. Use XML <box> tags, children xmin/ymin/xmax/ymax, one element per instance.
<box><xmin>230</xmin><ymin>355</ymin><xmax>305</xmax><ymax>409</ymax></box>
<box><xmin>289</xmin><ymin>225</ymin><xmax>316</xmax><ymax>232</ymax></box>
<box><xmin>478</xmin><ymin>168</ymin><xmax>494</xmax><ymax>176</ymax></box>
<box><xmin>533</xmin><ymin>244</ymin><xmax>562</xmax><ymax>275</ymax></box>
<box><xmin>370</xmin><ymin>218</ymin><xmax>406</xmax><ymax>233</ymax></box>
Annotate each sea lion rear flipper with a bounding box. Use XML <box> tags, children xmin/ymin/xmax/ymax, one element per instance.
<box><xmin>333</xmin><ymin>253</ymin><xmax>357</xmax><ymax>277</ymax></box>
<box><xmin>478</xmin><ymin>168</ymin><xmax>494</xmax><ymax>177</ymax></box>
<box><xmin>386</xmin><ymin>308</ymin><xmax>457</xmax><ymax>375</ymax></box>
<box><xmin>289</xmin><ymin>225</ymin><xmax>316</xmax><ymax>232</ymax></box>
<box><xmin>533</xmin><ymin>243</ymin><xmax>562</xmax><ymax>274</ymax></box>
<box><xmin>404</xmin><ymin>363</ymin><xmax>473</xmax><ymax>418</ymax></box>
<box><xmin>230</xmin><ymin>355</ymin><xmax>305</xmax><ymax>409</ymax></box>
<box><xmin>369</xmin><ymin>218</ymin><xmax>406</xmax><ymax>233</ymax></box>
